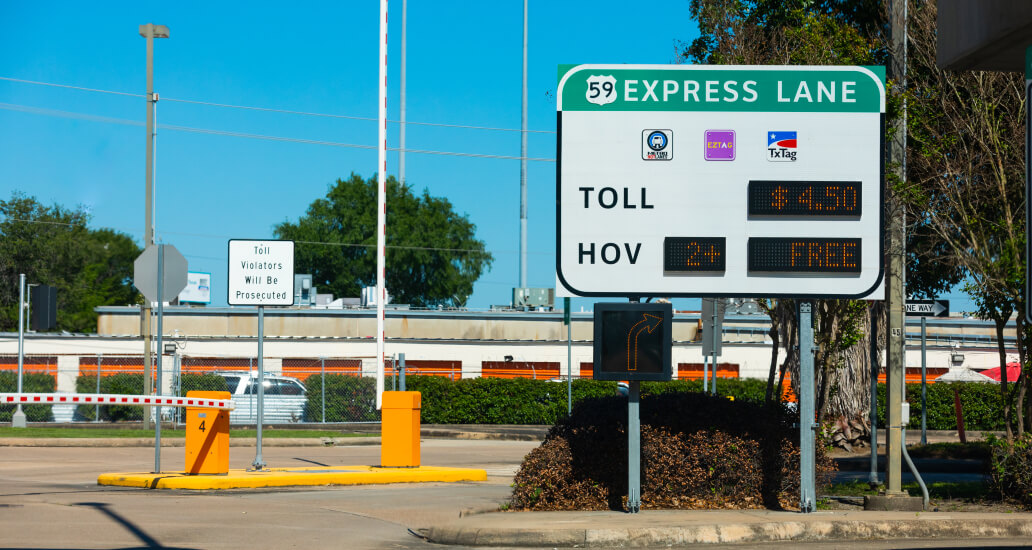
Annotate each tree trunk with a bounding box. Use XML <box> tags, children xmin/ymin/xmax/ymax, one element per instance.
<box><xmin>765</xmin><ymin>318</ymin><xmax>781</xmax><ymax>406</ymax></box>
<box><xmin>995</xmin><ymin>313</ymin><xmax>1014</xmax><ymax>441</ymax></box>
<box><xmin>821</xmin><ymin>304</ymin><xmax>873</xmax><ymax>451</ymax></box>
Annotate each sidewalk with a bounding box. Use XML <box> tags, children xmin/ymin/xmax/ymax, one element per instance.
<box><xmin>426</xmin><ymin>509</ymin><xmax>1032</xmax><ymax>547</ymax></box>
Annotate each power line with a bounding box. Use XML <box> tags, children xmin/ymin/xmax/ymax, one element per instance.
<box><xmin>0</xmin><ymin>102</ymin><xmax>557</xmax><ymax>162</ymax></box>
<box><xmin>0</xmin><ymin>76</ymin><xmax>144</xmax><ymax>98</ymax></box>
<box><xmin>1</xmin><ymin>216</ymin><xmax>555</xmax><ymax>256</ymax></box>
<box><xmin>0</xmin><ymin>75</ymin><xmax>557</xmax><ymax>134</ymax></box>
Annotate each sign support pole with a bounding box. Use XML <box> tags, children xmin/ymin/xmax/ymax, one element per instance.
<box><xmin>252</xmin><ymin>305</ymin><xmax>266</xmax><ymax>470</ymax></box>
<box><xmin>711</xmin><ymin>307</ymin><xmax>718</xmax><ymax>395</ymax></box>
<box><xmin>627</xmin><ymin>379</ymin><xmax>641</xmax><ymax>513</ymax></box>
<box><xmin>565</xmin><ymin>297</ymin><xmax>572</xmax><ymax>415</ymax></box>
<box><xmin>921</xmin><ymin>316</ymin><xmax>927</xmax><ymax>445</ymax></box>
<box><xmin>798</xmin><ymin>301</ymin><xmax>816</xmax><ymax>513</ymax></box>
<box><xmin>869</xmin><ymin>310</ymin><xmax>880</xmax><ymax>485</ymax></box>
<box><xmin>154</xmin><ymin>243</ymin><xmax>164</xmax><ymax>473</ymax></box>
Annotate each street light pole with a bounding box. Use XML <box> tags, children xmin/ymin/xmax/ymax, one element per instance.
<box><xmin>139</xmin><ymin>23</ymin><xmax>169</xmax><ymax>428</ymax></box>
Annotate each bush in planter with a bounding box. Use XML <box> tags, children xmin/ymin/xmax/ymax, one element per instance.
<box><xmin>987</xmin><ymin>433</ymin><xmax>1032</xmax><ymax>508</ymax></box>
<box><xmin>510</xmin><ymin>392</ymin><xmax>835</xmax><ymax>511</ymax></box>
<box><xmin>0</xmin><ymin>372</ymin><xmax>55</xmax><ymax>422</ymax></box>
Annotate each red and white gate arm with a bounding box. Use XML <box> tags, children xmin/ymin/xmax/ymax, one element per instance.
<box><xmin>0</xmin><ymin>393</ymin><xmax>234</xmax><ymax>410</ymax></box>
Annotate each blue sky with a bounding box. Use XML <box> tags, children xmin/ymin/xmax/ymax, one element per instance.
<box><xmin>0</xmin><ymin>1</ymin><xmax>977</xmax><ymax>315</ymax></box>
<box><xmin>0</xmin><ymin>1</ymin><xmax>704</xmax><ymax>312</ymax></box>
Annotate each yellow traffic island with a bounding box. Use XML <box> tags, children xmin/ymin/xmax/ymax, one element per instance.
<box><xmin>99</xmin><ymin>391</ymin><xmax>485</xmax><ymax>490</ymax></box>
<box><xmin>98</xmin><ymin>464</ymin><xmax>487</xmax><ymax>490</ymax></box>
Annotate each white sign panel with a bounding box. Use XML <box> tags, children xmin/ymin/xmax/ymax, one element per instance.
<box><xmin>178</xmin><ymin>271</ymin><xmax>212</xmax><ymax>304</ymax></box>
<box><xmin>227</xmin><ymin>240</ymin><xmax>295</xmax><ymax>306</ymax></box>
<box><xmin>556</xmin><ymin>64</ymin><xmax>885</xmax><ymax>298</ymax></box>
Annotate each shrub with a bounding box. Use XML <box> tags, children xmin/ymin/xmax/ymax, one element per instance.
<box><xmin>304</xmin><ymin>374</ymin><xmax>378</xmax><ymax>422</ymax></box>
<box><xmin>510</xmin><ymin>392</ymin><xmax>835</xmax><ymax>511</ymax></box>
<box><xmin>178</xmin><ymin>373</ymin><xmax>230</xmax><ymax>395</ymax></box>
<box><xmin>0</xmin><ymin>372</ymin><xmax>55</xmax><ymax>422</ymax></box>
<box><xmin>987</xmin><ymin>433</ymin><xmax>1032</xmax><ymax>508</ymax></box>
<box><xmin>875</xmin><ymin>382</ymin><xmax>1005</xmax><ymax>431</ymax></box>
<box><xmin>75</xmin><ymin>374</ymin><xmax>144</xmax><ymax>421</ymax></box>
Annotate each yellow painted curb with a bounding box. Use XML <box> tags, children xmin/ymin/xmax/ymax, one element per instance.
<box><xmin>98</xmin><ymin>465</ymin><xmax>487</xmax><ymax>490</ymax></box>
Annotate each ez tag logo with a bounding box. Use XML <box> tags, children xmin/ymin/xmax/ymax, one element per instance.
<box><xmin>585</xmin><ymin>75</ymin><xmax>617</xmax><ymax>106</ymax></box>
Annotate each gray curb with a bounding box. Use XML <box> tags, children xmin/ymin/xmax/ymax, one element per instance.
<box><xmin>427</xmin><ymin>514</ymin><xmax>1032</xmax><ymax>547</ymax></box>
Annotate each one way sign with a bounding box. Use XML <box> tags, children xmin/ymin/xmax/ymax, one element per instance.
<box><xmin>905</xmin><ymin>299</ymin><xmax>949</xmax><ymax>317</ymax></box>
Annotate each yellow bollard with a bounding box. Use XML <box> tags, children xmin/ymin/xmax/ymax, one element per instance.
<box><xmin>185</xmin><ymin>391</ymin><xmax>231</xmax><ymax>475</ymax></box>
<box><xmin>381</xmin><ymin>391</ymin><xmax>421</xmax><ymax>467</ymax></box>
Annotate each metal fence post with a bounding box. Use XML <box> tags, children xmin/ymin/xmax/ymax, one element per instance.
<box><xmin>95</xmin><ymin>353</ymin><xmax>102</xmax><ymax>422</ymax></box>
<box><xmin>399</xmin><ymin>353</ymin><xmax>406</xmax><ymax>391</ymax></box>
<box><xmin>320</xmin><ymin>357</ymin><xmax>326</xmax><ymax>424</ymax></box>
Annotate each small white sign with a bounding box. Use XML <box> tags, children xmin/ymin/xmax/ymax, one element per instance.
<box><xmin>178</xmin><ymin>271</ymin><xmax>212</xmax><ymax>304</ymax></box>
<box><xmin>227</xmin><ymin>240</ymin><xmax>295</xmax><ymax>306</ymax></box>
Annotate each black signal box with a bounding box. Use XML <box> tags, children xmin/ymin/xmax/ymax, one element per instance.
<box><xmin>592</xmin><ymin>302</ymin><xmax>672</xmax><ymax>382</ymax></box>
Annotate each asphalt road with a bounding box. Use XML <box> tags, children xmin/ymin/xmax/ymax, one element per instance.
<box><xmin>2</xmin><ymin>439</ymin><xmax>1029</xmax><ymax>550</ymax></box>
<box><xmin>0</xmin><ymin>439</ymin><xmax>536</xmax><ymax>550</ymax></box>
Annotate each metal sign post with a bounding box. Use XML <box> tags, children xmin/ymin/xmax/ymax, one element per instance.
<box><xmin>255</xmin><ymin>305</ymin><xmax>265</xmax><ymax>470</ymax></box>
<box><xmin>154</xmin><ymin>243</ymin><xmax>164</xmax><ymax>473</ymax></box>
<box><xmin>593</xmin><ymin>302</ymin><xmax>672</xmax><ymax>513</ymax></box>
<box><xmin>565</xmin><ymin>297</ymin><xmax>573</xmax><ymax>415</ymax></box>
<box><xmin>905</xmin><ymin>299</ymin><xmax>948</xmax><ymax>446</ymax></box>
<box><xmin>627</xmin><ymin>380</ymin><xmax>641</xmax><ymax>513</ymax></box>
<box><xmin>226</xmin><ymin>239</ymin><xmax>294</xmax><ymax>471</ymax></box>
<box><xmin>798</xmin><ymin>301</ymin><xmax>816</xmax><ymax>513</ymax></box>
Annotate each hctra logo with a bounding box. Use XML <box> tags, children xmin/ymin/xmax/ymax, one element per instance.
<box><xmin>767</xmin><ymin>131</ymin><xmax>798</xmax><ymax>162</ymax></box>
<box><xmin>642</xmin><ymin>130</ymin><xmax>672</xmax><ymax>160</ymax></box>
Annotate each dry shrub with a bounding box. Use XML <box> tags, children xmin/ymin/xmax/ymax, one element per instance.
<box><xmin>510</xmin><ymin>392</ymin><xmax>835</xmax><ymax>511</ymax></box>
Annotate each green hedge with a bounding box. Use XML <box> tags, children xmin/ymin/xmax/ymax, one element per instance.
<box><xmin>177</xmin><ymin>373</ymin><xmax>231</xmax><ymax>395</ymax></box>
<box><xmin>302</xmin><ymin>375</ymin><xmax>772</xmax><ymax>425</ymax></box>
<box><xmin>875</xmin><ymin>382</ymin><xmax>1005</xmax><ymax>431</ymax></box>
<box><xmin>304</xmin><ymin>374</ymin><xmax>379</xmax><ymax>422</ymax></box>
<box><xmin>0</xmin><ymin>372</ymin><xmax>55</xmax><ymax>422</ymax></box>
<box><xmin>75</xmin><ymin>374</ymin><xmax>144</xmax><ymax>421</ymax></box>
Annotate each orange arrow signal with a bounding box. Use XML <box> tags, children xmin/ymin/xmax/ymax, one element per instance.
<box><xmin>627</xmin><ymin>313</ymin><xmax>663</xmax><ymax>371</ymax></box>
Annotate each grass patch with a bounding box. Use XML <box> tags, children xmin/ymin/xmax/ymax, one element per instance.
<box><xmin>0</xmin><ymin>427</ymin><xmax>372</xmax><ymax>439</ymax></box>
<box><xmin>823</xmin><ymin>479</ymin><xmax>990</xmax><ymax>500</ymax></box>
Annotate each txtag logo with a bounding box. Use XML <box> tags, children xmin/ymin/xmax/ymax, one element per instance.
<box><xmin>767</xmin><ymin>131</ymin><xmax>798</xmax><ymax>162</ymax></box>
<box><xmin>704</xmin><ymin>130</ymin><xmax>735</xmax><ymax>161</ymax></box>
<box><xmin>642</xmin><ymin>130</ymin><xmax>672</xmax><ymax>160</ymax></box>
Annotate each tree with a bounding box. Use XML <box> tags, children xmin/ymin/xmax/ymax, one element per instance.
<box><xmin>274</xmin><ymin>174</ymin><xmax>493</xmax><ymax>307</ymax></box>
<box><xmin>686</xmin><ymin>0</ymin><xmax>887</xmax><ymax>449</ymax></box>
<box><xmin>0</xmin><ymin>192</ymin><xmax>141</xmax><ymax>333</ymax></box>
<box><xmin>900</xmin><ymin>0</ymin><xmax>1029</xmax><ymax>437</ymax></box>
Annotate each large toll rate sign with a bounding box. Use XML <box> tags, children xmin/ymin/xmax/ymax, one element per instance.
<box><xmin>556</xmin><ymin>65</ymin><xmax>885</xmax><ymax>298</ymax></box>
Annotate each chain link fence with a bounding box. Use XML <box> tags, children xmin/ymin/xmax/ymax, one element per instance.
<box><xmin>1</xmin><ymin>353</ymin><xmax>588</xmax><ymax>425</ymax></box>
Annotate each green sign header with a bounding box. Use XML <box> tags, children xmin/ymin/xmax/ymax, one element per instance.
<box><xmin>558</xmin><ymin>65</ymin><xmax>885</xmax><ymax>113</ymax></box>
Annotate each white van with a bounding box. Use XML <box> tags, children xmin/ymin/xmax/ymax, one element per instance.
<box><xmin>214</xmin><ymin>372</ymin><xmax>307</xmax><ymax>425</ymax></box>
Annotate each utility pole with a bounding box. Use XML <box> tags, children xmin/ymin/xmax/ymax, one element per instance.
<box><xmin>139</xmin><ymin>23</ymin><xmax>169</xmax><ymax>428</ymax></box>
<box><xmin>885</xmin><ymin>0</ymin><xmax>907</xmax><ymax>497</ymax></box>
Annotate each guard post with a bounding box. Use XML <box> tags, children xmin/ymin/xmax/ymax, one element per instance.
<box><xmin>381</xmin><ymin>391</ymin><xmax>421</xmax><ymax>467</ymax></box>
<box><xmin>185</xmin><ymin>390</ymin><xmax>231</xmax><ymax>475</ymax></box>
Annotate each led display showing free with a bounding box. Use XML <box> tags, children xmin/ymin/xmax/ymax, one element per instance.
<box><xmin>748</xmin><ymin>238</ymin><xmax>861</xmax><ymax>273</ymax></box>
